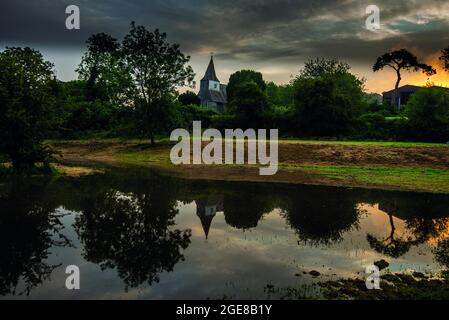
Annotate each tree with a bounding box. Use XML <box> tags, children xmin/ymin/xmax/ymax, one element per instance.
<box><xmin>229</xmin><ymin>81</ymin><xmax>268</xmax><ymax>127</ymax></box>
<box><xmin>293</xmin><ymin>58</ymin><xmax>366</xmax><ymax>136</ymax></box>
<box><xmin>440</xmin><ymin>46</ymin><xmax>449</xmax><ymax>72</ymax></box>
<box><xmin>77</xmin><ymin>33</ymin><xmax>132</xmax><ymax>104</ymax></box>
<box><xmin>178</xmin><ymin>90</ymin><xmax>200</xmax><ymax>106</ymax></box>
<box><xmin>300</xmin><ymin>58</ymin><xmax>352</xmax><ymax>79</ymax></box>
<box><xmin>366</xmin><ymin>214</ymin><xmax>418</xmax><ymax>258</ymax></box>
<box><xmin>373</xmin><ymin>49</ymin><xmax>436</xmax><ymax>109</ymax></box>
<box><xmin>405</xmin><ymin>87</ymin><xmax>449</xmax><ymax>141</ymax></box>
<box><xmin>227</xmin><ymin>70</ymin><xmax>266</xmax><ymax>103</ymax></box>
<box><xmin>266</xmin><ymin>81</ymin><xmax>294</xmax><ymax>107</ymax></box>
<box><xmin>122</xmin><ymin>22</ymin><xmax>195</xmax><ymax>144</ymax></box>
<box><xmin>0</xmin><ymin>47</ymin><xmax>56</xmax><ymax>172</ymax></box>
<box><xmin>74</xmin><ymin>174</ymin><xmax>191</xmax><ymax>290</ymax></box>
<box><xmin>284</xmin><ymin>187</ymin><xmax>360</xmax><ymax>245</ymax></box>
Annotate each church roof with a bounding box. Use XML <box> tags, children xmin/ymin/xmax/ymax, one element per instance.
<box><xmin>201</xmin><ymin>56</ymin><xmax>220</xmax><ymax>82</ymax></box>
<box><xmin>198</xmin><ymin>212</ymin><xmax>214</xmax><ymax>239</ymax></box>
<box><xmin>209</xmin><ymin>86</ymin><xmax>227</xmax><ymax>104</ymax></box>
<box><xmin>195</xmin><ymin>196</ymin><xmax>224</xmax><ymax>239</ymax></box>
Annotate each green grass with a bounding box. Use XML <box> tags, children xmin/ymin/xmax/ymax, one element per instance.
<box><xmin>295</xmin><ymin>165</ymin><xmax>449</xmax><ymax>193</ymax></box>
<box><xmin>46</xmin><ymin>139</ymin><xmax>449</xmax><ymax>193</ymax></box>
<box><xmin>47</xmin><ymin>137</ymin><xmax>449</xmax><ymax>149</ymax></box>
<box><xmin>280</xmin><ymin>139</ymin><xmax>448</xmax><ymax>148</ymax></box>
<box><xmin>120</xmin><ymin>153</ymin><xmax>170</xmax><ymax>163</ymax></box>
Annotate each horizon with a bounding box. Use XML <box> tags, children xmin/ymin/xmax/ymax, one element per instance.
<box><xmin>1</xmin><ymin>1</ymin><xmax>449</xmax><ymax>94</ymax></box>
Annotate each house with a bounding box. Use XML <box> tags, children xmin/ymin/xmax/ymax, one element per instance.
<box><xmin>383</xmin><ymin>84</ymin><xmax>449</xmax><ymax>110</ymax></box>
<box><xmin>382</xmin><ymin>85</ymin><xmax>421</xmax><ymax>110</ymax></box>
<box><xmin>198</xmin><ymin>56</ymin><xmax>227</xmax><ymax>113</ymax></box>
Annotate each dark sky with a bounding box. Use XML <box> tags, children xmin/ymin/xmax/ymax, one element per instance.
<box><xmin>1</xmin><ymin>0</ymin><xmax>449</xmax><ymax>93</ymax></box>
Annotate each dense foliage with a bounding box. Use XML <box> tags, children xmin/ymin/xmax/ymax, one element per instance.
<box><xmin>292</xmin><ymin>58</ymin><xmax>366</xmax><ymax>136</ymax></box>
<box><xmin>405</xmin><ymin>87</ymin><xmax>449</xmax><ymax>141</ymax></box>
<box><xmin>0</xmin><ymin>47</ymin><xmax>56</xmax><ymax>172</ymax></box>
<box><xmin>1</xmin><ymin>34</ymin><xmax>449</xmax><ymax>173</ymax></box>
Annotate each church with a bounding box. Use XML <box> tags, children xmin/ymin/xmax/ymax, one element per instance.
<box><xmin>198</xmin><ymin>56</ymin><xmax>227</xmax><ymax>113</ymax></box>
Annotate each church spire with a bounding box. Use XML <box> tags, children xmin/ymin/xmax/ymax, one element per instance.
<box><xmin>201</xmin><ymin>55</ymin><xmax>219</xmax><ymax>82</ymax></box>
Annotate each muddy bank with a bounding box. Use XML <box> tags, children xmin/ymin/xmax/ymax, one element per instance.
<box><xmin>51</xmin><ymin>140</ymin><xmax>449</xmax><ymax>194</ymax></box>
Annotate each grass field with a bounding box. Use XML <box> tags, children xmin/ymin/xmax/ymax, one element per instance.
<box><xmin>287</xmin><ymin>165</ymin><xmax>449</xmax><ymax>194</ymax></box>
<box><xmin>45</xmin><ymin>138</ymin><xmax>449</xmax><ymax>194</ymax></box>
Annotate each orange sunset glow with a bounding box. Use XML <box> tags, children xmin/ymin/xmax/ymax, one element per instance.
<box><xmin>365</xmin><ymin>51</ymin><xmax>449</xmax><ymax>94</ymax></box>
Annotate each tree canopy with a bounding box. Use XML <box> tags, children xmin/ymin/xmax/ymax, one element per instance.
<box><xmin>0</xmin><ymin>47</ymin><xmax>56</xmax><ymax>172</ymax></box>
<box><xmin>122</xmin><ymin>22</ymin><xmax>195</xmax><ymax>144</ymax></box>
<box><xmin>293</xmin><ymin>58</ymin><xmax>366</xmax><ymax>135</ymax></box>
<box><xmin>77</xmin><ymin>33</ymin><xmax>132</xmax><ymax>104</ymax></box>
<box><xmin>373</xmin><ymin>49</ymin><xmax>436</xmax><ymax>109</ymax></box>
<box><xmin>405</xmin><ymin>87</ymin><xmax>449</xmax><ymax>141</ymax></box>
<box><xmin>178</xmin><ymin>90</ymin><xmax>200</xmax><ymax>106</ymax></box>
<box><xmin>227</xmin><ymin>70</ymin><xmax>266</xmax><ymax>104</ymax></box>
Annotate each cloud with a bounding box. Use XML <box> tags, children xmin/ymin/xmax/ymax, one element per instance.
<box><xmin>1</xmin><ymin>0</ymin><xmax>448</xmax><ymax>92</ymax></box>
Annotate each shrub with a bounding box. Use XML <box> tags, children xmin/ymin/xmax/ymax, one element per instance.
<box><xmin>355</xmin><ymin>112</ymin><xmax>387</xmax><ymax>139</ymax></box>
<box><xmin>405</xmin><ymin>87</ymin><xmax>449</xmax><ymax>141</ymax></box>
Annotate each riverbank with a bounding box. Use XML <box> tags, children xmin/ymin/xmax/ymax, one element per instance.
<box><xmin>269</xmin><ymin>270</ymin><xmax>449</xmax><ymax>300</ymax></box>
<box><xmin>49</xmin><ymin>139</ymin><xmax>449</xmax><ymax>194</ymax></box>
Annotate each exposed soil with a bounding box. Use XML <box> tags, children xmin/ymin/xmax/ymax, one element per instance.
<box><xmin>51</xmin><ymin>140</ymin><xmax>449</xmax><ymax>192</ymax></box>
<box><xmin>53</xmin><ymin>139</ymin><xmax>449</xmax><ymax>169</ymax></box>
<box><xmin>278</xmin><ymin>143</ymin><xmax>449</xmax><ymax>169</ymax></box>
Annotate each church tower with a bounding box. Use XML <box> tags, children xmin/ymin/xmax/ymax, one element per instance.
<box><xmin>198</xmin><ymin>56</ymin><xmax>227</xmax><ymax>113</ymax></box>
<box><xmin>195</xmin><ymin>195</ymin><xmax>224</xmax><ymax>239</ymax></box>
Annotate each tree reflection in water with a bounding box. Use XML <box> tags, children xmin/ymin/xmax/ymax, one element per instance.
<box><xmin>223</xmin><ymin>193</ymin><xmax>275</xmax><ymax>230</ymax></box>
<box><xmin>281</xmin><ymin>188</ymin><xmax>361</xmax><ymax>245</ymax></box>
<box><xmin>3</xmin><ymin>169</ymin><xmax>449</xmax><ymax>297</ymax></box>
<box><xmin>366</xmin><ymin>197</ymin><xmax>449</xmax><ymax>260</ymax></box>
<box><xmin>73</xmin><ymin>180</ymin><xmax>191</xmax><ymax>290</ymax></box>
<box><xmin>0</xmin><ymin>180</ymin><xmax>71</xmax><ymax>296</ymax></box>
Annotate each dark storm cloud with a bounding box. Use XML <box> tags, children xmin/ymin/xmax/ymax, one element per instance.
<box><xmin>1</xmin><ymin>0</ymin><xmax>449</xmax><ymax>72</ymax></box>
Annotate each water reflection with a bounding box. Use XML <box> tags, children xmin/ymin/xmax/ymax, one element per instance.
<box><xmin>195</xmin><ymin>195</ymin><xmax>223</xmax><ymax>239</ymax></box>
<box><xmin>283</xmin><ymin>188</ymin><xmax>361</xmax><ymax>245</ymax></box>
<box><xmin>73</xmin><ymin>174</ymin><xmax>192</xmax><ymax>290</ymax></box>
<box><xmin>367</xmin><ymin>199</ymin><xmax>449</xmax><ymax>258</ymax></box>
<box><xmin>1</xmin><ymin>168</ymin><xmax>449</xmax><ymax>298</ymax></box>
<box><xmin>0</xmin><ymin>179</ymin><xmax>71</xmax><ymax>296</ymax></box>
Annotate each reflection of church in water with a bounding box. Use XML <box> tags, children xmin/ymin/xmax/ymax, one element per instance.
<box><xmin>195</xmin><ymin>195</ymin><xmax>224</xmax><ymax>239</ymax></box>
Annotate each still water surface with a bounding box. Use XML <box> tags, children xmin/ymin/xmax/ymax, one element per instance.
<box><xmin>1</xmin><ymin>169</ymin><xmax>449</xmax><ymax>299</ymax></box>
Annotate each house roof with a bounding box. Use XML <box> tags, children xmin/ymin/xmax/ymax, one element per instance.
<box><xmin>383</xmin><ymin>85</ymin><xmax>421</xmax><ymax>96</ymax></box>
<box><xmin>383</xmin><ymin>84</ymin><xmax>449</xmax><ymax>97</ymax></box>
<box><xmin>201</xmin><ymin>56</ymin><xmax>220</xmax><ymax>82</ymax></box>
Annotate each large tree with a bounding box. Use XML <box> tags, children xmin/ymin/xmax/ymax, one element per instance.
<box><xmin>77</xmin><ymin>33</ymin><xmax>132</xmax><ymax>104</ymax></box>
<box><xmin>122</xmin><ymin>22</ymin><xmax>195</xmax><ymax>144</ymax></box>
<box><xmin>293</xmin><ymin>58</ymin><xmax>366</xmax><ymax>136</ymax></box>
<box><xmin>0</xmin><ymin>47</ymin><xmax>55</xmax><ymax>172</ymax></box>
<box><xmin>229</xmin><ymin>81</ymin><xmax>268</xmax><ymax>127</ymax></box>
<box><xmin>373</xmin><ymin>49</ymin><xmax>436</xmax><ymax>109</ymax></box>
<box><xmin>227</xmin><ymin>70</ymin><xmax>266</xmax><ymax>104</ymax></box>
